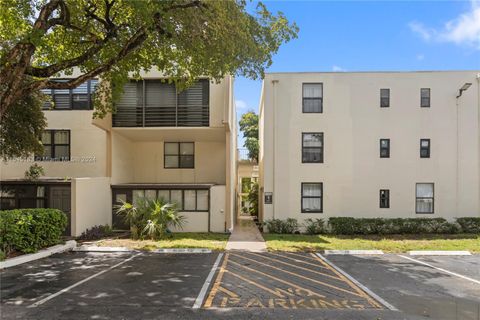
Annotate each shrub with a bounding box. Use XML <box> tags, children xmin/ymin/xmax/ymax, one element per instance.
<box><xmin>456</xmin><ymin>218</ymin><xmax>480</xmax><ymax>233</ymax></box>
<box><xmin>264</xmin><ymin>218</ymin><xmax>299</xmax><ymax>234</ymax></box>
<box><xmin>0</xmin><ymin>208</ymin><xmax>67</xmax><ymax>256</ymax></box>
<box><xmin>116</xmin><ymin>198</ymin><xmax>185</xmax><ymax>240</ymax></box>
<box><xmin>328</xmin><ymin>217</ymin><xmax>460</xmax><ymax>235</ymax></box>
<box><xmin>79</xmin><ymin>225</ymin><xmax>114</xmax><ymax>240</ymax></box>
<box><xmin>304</xmin><ymin>218</ymin><xmax>326</xmax><ymax>235</ymax></box>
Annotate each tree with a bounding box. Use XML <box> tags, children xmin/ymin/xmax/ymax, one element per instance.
<box><xmin>239</xmin><ymin>111</ymin><xmax>259</xmax><ymax>161</ymax></box>
<box><xmin>0</xmin><ymin>0</ymin><xmax>298</xmax><ymax>159</ymax></box>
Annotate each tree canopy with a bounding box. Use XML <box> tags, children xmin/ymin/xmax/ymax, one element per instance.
<box><xmin>0</xmin><ymin>0</ymin><xmax>297</xmax><ymax>159</ymax></box>
<box><xmin>239</xmin><ymin>111</ymin><xmax>259</xmax><ymax>162</ymax></box>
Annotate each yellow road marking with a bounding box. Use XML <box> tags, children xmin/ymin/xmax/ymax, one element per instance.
<box><xmin>245</xmin><ymin>252</ymin><xmax>344</xmax><ymax>282</ymax></box>
<box><xmin>282</xmin><ymin>251</ymin><xmax>323</xmax><ymax>262</ymax></box>
<box><xmin>268</xmin><ymin>252</ymin><xmax>331</xmax><ymax>270</ymax></box>
<box><xmin>230</xmin><ymin>253</ymin><xmax>364</xmax><ymax>298</ymax></box>
<box><xmin>218</xmin><ymin>286</ymin><xmax>239</xmax><ymax>298</ymax></box>
<box><xmin>227</xmin><ymin>259</ymin><xmax>343</xmax><ymax>306</ymax></box>
<box><xmin>203</xmin><ymin>253</ymin><xmax>229</xmax><ymax>308</ymax></box>
<box><xmin>310</xmin><ymin>253</ymin><xmax>382</xmax><ymax>309</ymax></box>
<box><xmin>228</xmin><ymin>270</ymin><xmax>291</xmax><ymax>298</ymax></box>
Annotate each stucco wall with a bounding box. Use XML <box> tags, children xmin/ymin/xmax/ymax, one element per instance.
<box><xmin>0</xmin><ymin>111</ymin><xmax>107</xmax><ymax>179</ymax></box>
<box><xmin>210</xmin><ymin>185</ymin><xmax>226</xmax><ymax>232</ymax></box>
<box><xmin>260</xmin><ymin>71</ymin><xmax>480</xmax><ymax>223</ymax></box>
<box><xmin>71</xmin><ymin>177</ymin><xmax>111</xmax><ymax>236</ymax></box>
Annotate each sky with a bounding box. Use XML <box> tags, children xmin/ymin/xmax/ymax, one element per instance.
<box><xmin>235</xmin><ymin>0</ymin><xmax>480</xmax><ymax>146</ymax></box>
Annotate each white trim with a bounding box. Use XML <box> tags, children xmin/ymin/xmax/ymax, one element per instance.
<box><xmin>0</xmin><ymin>240</ymin><xmax>77</xmax><ymax>269</ymax></box>
<box><xmin>398</xmin><ymin>255</ymin><xmax>480</xmax><ymax>285</ymax></box>
<box><xmin>315</xmin><ymin>253</ymin><xmax>398</xmax><ymax>311</ymax></box>
<box><xmin>153</xmin><ymin>248</ymin><xmax>212</xmax><ymax>254</ymax></box>
<box><xmin>408</xmin><ymin>251</ymin><xmax>471</xmax><ymax>256</ymax></box>
<box><xmin>324</xmin><ymin>250</ymin><xmax>384</xmax><ymax>255</ymax></box>
<box><xmin>28</xmin><ymin>253</ymin><xmax>141</xmax><ymax>308</ymax></box>
<box><xmin>73</xmin><ymin>245</ymin><xmax>132</xmax><ymax>252</ymax></box>
<box><xmin>193</xmin><ymin>253</ymin><xmax>223</xmax><ymax>309</ymax></box>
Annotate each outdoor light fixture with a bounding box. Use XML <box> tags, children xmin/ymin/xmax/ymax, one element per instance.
<box><xmin>456</xmin><ymin>82</ymin><xmax>472</xmax><ymax>98</ymax></box>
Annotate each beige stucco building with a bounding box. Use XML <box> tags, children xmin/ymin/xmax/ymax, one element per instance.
<box><xmin>0</xmin><ymin>71</ymin><xmax>236</xmax><ymax>236</ymax></box>
<box><xmin>259</xmin><ymin>71</ymin><xmax>480</xmax><ymax>226</ymax></box>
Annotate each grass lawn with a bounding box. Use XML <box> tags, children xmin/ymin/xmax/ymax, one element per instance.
<box><xmin>96</xmin><ymin>232</ymin><xmax>229</xmax><ymax>251</ymax></box>
<box><xmin>263</xmin><ymin>233</ymin><xmax>480</xmax><ymax>253</ymax></box>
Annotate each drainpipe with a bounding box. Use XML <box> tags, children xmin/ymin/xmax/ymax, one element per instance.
<box><xmin>271</xmin><ymin>79</ymin><xmax>279</xmax><ymax>219</ymax></box>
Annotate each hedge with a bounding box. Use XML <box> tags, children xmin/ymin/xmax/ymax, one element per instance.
<box><xmin>455</xmin><ymin>217</ymin><xmax>480</xmax><ymax>234</ymax></box>
<box><xmin>0</xmin><ymin>209</ymin><xmax>67</xmax><ymax>257</ymax></box>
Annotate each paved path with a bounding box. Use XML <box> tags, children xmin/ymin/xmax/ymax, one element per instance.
<box><xmin>226</xmin><ymin>217</ymin><xmax>267</xmax><ymax>252</ymax></box>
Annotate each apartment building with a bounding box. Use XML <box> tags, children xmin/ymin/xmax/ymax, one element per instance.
<box><xmin>0</xmin><ymin>70</ymin><xmax>236</xmax><ymax>236</ymax></box>
<box><xmin>259</xmin><ymin>71</ymin><xmax>480</xmax><ymax>225</ymax></box>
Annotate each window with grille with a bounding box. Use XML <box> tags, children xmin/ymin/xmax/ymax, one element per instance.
<box><xmin>35</xmin><ymin>130</ymin><xmax>70</xmax><ymax>161</ymax></box>
<box><xmin>164</xmin><ymin>142</ymin><xmax>194</xmax><ymax>168</ymax></box>
<box><xmin>41</xmin><ymin>79</ymin><xmax>98</xmax><ymax>110</ymax></box>
<box><xmin>302</xmin><ymin>133</ymin><xmax>324</xmax><ymax>163</ymax></box>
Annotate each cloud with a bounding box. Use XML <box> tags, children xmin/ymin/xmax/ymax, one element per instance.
<box><xmin>409</xmin><ymin>0</ymin><xmax>480</xmax><ymax>49</ymax></box>
<box><xmin>235</xmin><ymin>100</ymin><xmax>248</xmax><ymax>110</ymax></box>
<box><xmin>332</xmin><ymin>65</ymin><xmax>347</xmax><ymax>72</ymax></box>
<box><xmin>416</xmin><ymin>54</ymin><xmax>425</xmax><ymax>61</ymax></box>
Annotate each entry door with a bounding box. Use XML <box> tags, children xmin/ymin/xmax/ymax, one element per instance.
<box><xmin>49</xmin><ymin>186</ymin><xmax>71</xmax><ymax>236</ymax></box>
<box><xmin>112</xmin><ymin>189</ymin><xmax>131</xmax><ymax>230</ymax></box>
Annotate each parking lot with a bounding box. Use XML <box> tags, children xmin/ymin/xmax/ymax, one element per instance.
<box><xmin>1</xmin><ymin>251</ymin><xmax>479</xmax><ymax>320</ymax></box>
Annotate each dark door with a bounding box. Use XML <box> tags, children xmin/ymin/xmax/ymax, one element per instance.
<box><xmin>112</xmin><ymin>189</ymin><xmax>131</xmax><ymax>230</ymax></box>
<box><xmin>49</xmin><ymin>186</ymin><xmax>71</xmax><ymax>236</ymax></box>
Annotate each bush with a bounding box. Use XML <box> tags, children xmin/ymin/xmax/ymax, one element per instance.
<box><xmin>264</xmin><ymin>218</ymin><xmax>299</xmax><ymax>234</ymax></box>
<box><xmin>0</xmin><ymin>209</ymin><xmax>67</xmax><ymax>256</ymax></box>
<box><xmin>79</xmin><ymin>225</ymin><xmax>113</xmax><ymax>240</ymax></box>
<box><xmin>328</xmin><ymin>217</ymin><xmax>460</xmax><ymax>235</ymax></box>
<box><xmin>456</xmin><ymin>218</ymin><xmax>480</xmax><ymax>233</ymax></box>
<box><xmin>304</xmin><ymin>218</ymin><xmax>326</xmax><ymax>235</ymax></box>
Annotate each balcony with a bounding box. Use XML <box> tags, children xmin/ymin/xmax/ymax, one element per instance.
<box><xmin>113</xmin><ymin>79</ymin><xmax>209</xmax><ymax>127</ymax></box>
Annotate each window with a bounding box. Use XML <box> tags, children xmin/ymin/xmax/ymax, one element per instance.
<box><xmin>302</xmin><ymin>83</ymin><xmax>323</xmax><ymax>113</ymax></box>
<box><xmin>164</xmin><ymin>142</ymin><xmax>194</xmax><ymax>168</ymax></box>
<box><xmin>379</xmin><ymin>189</ymin><xmax>390</xmax><ymax>208</ymax></box>
<box><xmin>131</xmin><ymin>188</ymin><xmax>209</xmax><ymax>211</ymax></box>
<box><xmin>302</xmin><ymin>133</ymin><xmax>324</xmax><ymax>163</ymax></box>
<box><xmin>380</xmin><ymin>89</ymin><xmax>390</xmax><ymax>108</ymax></box>
<box><xmin>420</xmin><ymin>139</ymin><xmax>430</xmax><ymax>158</ymax></box>
<box><xmin>41</xmin><ymin>79</ymin><xmax>98</xmax><ymax>110</ymax></box>
<box><xmin>416</xmin><ymin>183</ymin><xmax>434</xmax><ymax>213</ymax></box>
<box><xmin>380</xmin><ymin>139</ymin><xmax>390</xmax><ymax>158</ymax></box>
<box><xmin>0</xmin><ymin>184</ymin><xmax>52</xmax><ymax>210</ymax></box>
<box><xmin>35</xmin><ymin>130</ymin><xmax>70</xmax><ymax>161</ymax></box>
<box><xmin>421</xmin><ymin>88</ymin><xmax>430</xmax><ymax>108</ymax></box>
<box><xmin>301</xmin><ymin>183</ymin><xmax>323</xmax><ymax>213</ymax></box>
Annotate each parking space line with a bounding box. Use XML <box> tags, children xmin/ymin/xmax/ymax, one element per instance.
<box><xmin>246</xmin><ymin>252</ymin><xmax>343</xmax><ymax>281</ymax></box>
<box><xmin>192</xmin><ymin>253</ymin><xmax>224</xmax><ymax>309</ymax></box>
<box><xmin>203</xmin><ymin>253</ymin><xmax>229</xmax><ymax>308</ymax></box>
<box><xmin>228</xmin><ymin>270</ymin><xmax>288</xmax><ymax>298</ymax></box>
<box><xmin>230</xmin><ymin>253</ymin><xmax>364</xmax><ymax>298</ymax></box>
<box><xmin>315</xmin><ymin>253</ymin><xmax>398</xmax><ymax>311</ymax></box>
<box><xmin>398</xmin><ymin>255</ymin><xmax>480</xmax><ymax>285</ymax></box>
<box><xmin>28</xmin><ymin>253</ymin><xmax>141</xmax><ymax>308</ymax></box>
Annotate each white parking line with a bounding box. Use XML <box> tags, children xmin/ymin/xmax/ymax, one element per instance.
<box><xmin>315</xmin><ymin>253</ymin><xmax>398</xmax><ymax>311</ymax></box>
<box><xmin>28</xmin><ymin>253</ymin><xmax>141</xmax><ymax>308</ymax></box>
<box><xmin>398</xmin><ymin>255</ymin><xmax>480</xmax><ymax>285</ymax></box>
<box><xmin>193</xmin><ymin>253</ymin><xmax>224</xmax><ymax>309</ymax></box>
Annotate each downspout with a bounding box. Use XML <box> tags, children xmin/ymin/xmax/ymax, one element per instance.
<box><xmin>271</xmin><ymin>79</ymin><xmax>279</xmax><ymax>219</ymax></box>
<box><xmin>455</xmin><ymin>89</ymin><xmax>459</xmax><ymax>217</ymax></box>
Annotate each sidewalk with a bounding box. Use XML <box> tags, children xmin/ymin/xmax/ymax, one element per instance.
<box><xmin>225</xmin><ymin>216</ymin><xmax>267</xmax><ymax>252</ymax></box>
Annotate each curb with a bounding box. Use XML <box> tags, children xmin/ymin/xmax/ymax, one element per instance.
<box><xmin>323</xmin><ymin>250</ymin><xmax>384</xmax><ymax>255</ymax></box>
<box><xmin>408</xmin><ymin>250</ymin><xmax>471</xmax><ymax>256</ymax></box>
<box><xmin>73</xmin><ymin>246</ymin><xmax>212</xmax><ymax>254</ymax></box>
<box><xmin>0</xmin><ymin>240</ymin><xmax>77</xmax><ymax>269</ymax></box>
<box><xmin>153</xmin><ymin>248</ymin><xmax>212</xmax><ymax>253</ymax></box>
<box><xmin>73</xmin><ymin>245</ymin><xmax>133</xmax><ymax>252</ymax></box>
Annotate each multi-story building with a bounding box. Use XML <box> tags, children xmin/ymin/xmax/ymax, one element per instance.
<box><xmin>259</xmin><ymin>71</ymin><xmax>480</xmax><ymax>225</ymax></box>
<box><xmin>0</xmin><ymin>70</ymin><xmax>236</xmax><ymax>236</ymax></box>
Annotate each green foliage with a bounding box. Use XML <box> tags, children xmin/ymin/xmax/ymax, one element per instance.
<box><xmin>303</xmin><ymin>218</ymin><xmax>326</xmax><ymax>235</ymax></box>
<box><xmin>0</xmin><ymin>90</ymin><xmax>46</xmax><ymax>160</ymax></box>
<box><xmin>116</xmin><ymin>198</ymin><xmax>186</xmax><ymax>240</ymax></box>
<box><xmin>241</xmin><ymin>177</ymin><xmax>252</xmax><ymax>193</ymax></box>
<box><xmin>0</xmin><ymin>208</ymin><xmax>67</xmax><ymax>256</ymax></box>
<box><xmin>24</xmin><ymin>163</ymin><xmax>45</xmax><ymax>180</ymax></box>
<box><xmin>247</xmin><ymin>181</ymin><xmax>259</xmax><ymax>216</ymax></box>
<box><xmin>239</xmin><ymin>111</ymin><xmax>259</xmax><ymax>161</ymax></box>
<box><xmin>456</xmin><ymin>218</ymin><xmax>480</xmax><ymax>234</ymax></box>
<box><xmin>264</xmin><ymin>218</ymin><xmax>299</xmax><ymax>234</ymax></box>
<box><xmin>79</xmin><ymin>225</ymin><xmax>113</xmax><ymax>240</ymax></box>
<box><xmin>0</xmin><ymin>250</ymin><xmax>5</xmax><ymax>261</ymax></box>
<box><xmin>328</xmin><ymin>217</ymin><xmax>460</xmax><ymax>235</ymax></box>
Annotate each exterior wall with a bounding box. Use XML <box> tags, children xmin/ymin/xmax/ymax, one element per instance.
<box><xmin>259</xmin><ymin>71</ymin><xmax>480</xmax><ymax>224</ymax></box>
<box><xmin>210</xmin><ymin>185</ymin><xmax>226</xmax><ymax>232</ymax></box>
<box><xmin>71</xmin><ymin>177</ymin><xmax>111</xmax><ymax>236</ymax></box>
<box><xmin>0</xmin><ymin>110</ymin><xmax>107</xmax><ymax>179</ymax></box>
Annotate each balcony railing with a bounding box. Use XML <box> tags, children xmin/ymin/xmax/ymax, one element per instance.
<box><xmin>113</xmin><ymin>79</ymin><xmax>209</xmax><ymax>127</ymax></box>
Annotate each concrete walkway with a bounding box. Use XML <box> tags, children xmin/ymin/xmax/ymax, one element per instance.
<box><xmin>226</xmin><ymin>216</ymin><xmax>267</xmax><ymax>252</ymax></box>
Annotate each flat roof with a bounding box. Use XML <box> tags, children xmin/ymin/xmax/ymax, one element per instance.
<box><xmin>265</xmin><ymin>70</ymin><xmax>480</xmax><ymax>75</ymax></box>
